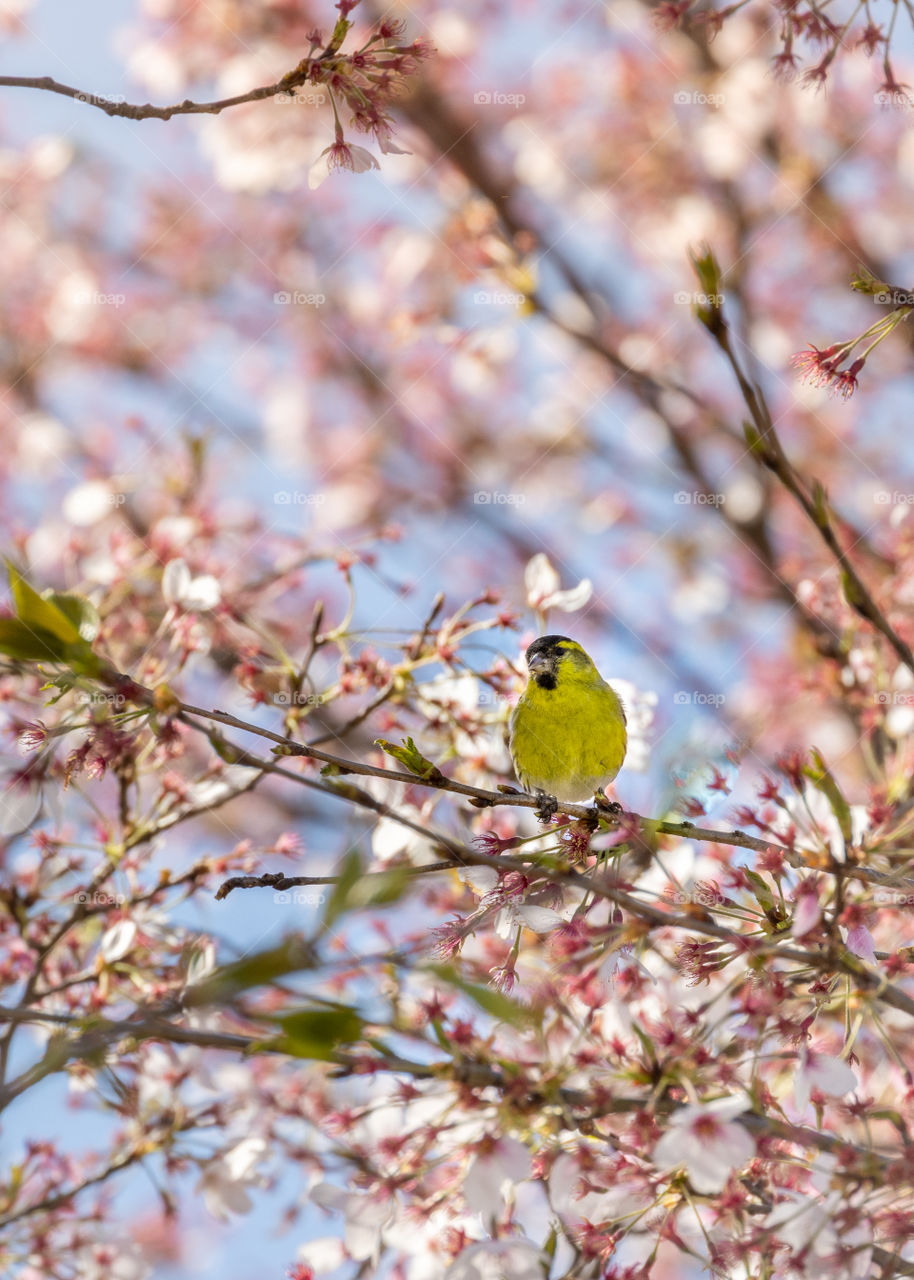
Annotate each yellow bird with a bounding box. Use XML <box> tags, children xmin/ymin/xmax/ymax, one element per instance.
<box><xmin>508</xmin><ymin>634</ymin><xmax>627</xmax><ymax>813</ymax></box>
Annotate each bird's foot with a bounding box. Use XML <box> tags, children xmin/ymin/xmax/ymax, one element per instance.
<box><xmin>534</xmin><ymin>791</ymin><xmax>560</xmax><ymax>824</ymax></box>
<box><xmin>581</xmin><ymin>807</ymin><xmax>601</xmax><ymax>832</ymax></box>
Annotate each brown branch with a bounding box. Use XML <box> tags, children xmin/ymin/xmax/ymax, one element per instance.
<box><xmin>703</xmin><ymin>296</ymin><xmax>914</xmax><ymax>679</ymax></box>
<box><xmin>0</xmin><ymin>70</ymin><xmax>317</xmax><ymax>121</ymax></box>
<box><xmin>0</xmin><ymin>1006</ymin><xmax>905</xmax><ymax>1234</ymax></box>
<box><xmin>215</xmin><ymin>861</ymin><xmax>454</xmax><ymax>900</ymax></box>
<box><xmin>170</xmin><ymin>694</ymin><xmax>914</xmax><ymax>895</ymax></box>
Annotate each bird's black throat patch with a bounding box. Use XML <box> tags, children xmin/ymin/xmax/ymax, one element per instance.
<box><xmin>533</xmin><ymin>672</ymin><xmax>557</xmax><ymax>690</ymax></box>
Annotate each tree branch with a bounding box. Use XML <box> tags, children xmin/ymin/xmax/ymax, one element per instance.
<box><xmin>0</xmin><ymin>70</ymin><xmax>317</xmax><ymax>121</ymax></box>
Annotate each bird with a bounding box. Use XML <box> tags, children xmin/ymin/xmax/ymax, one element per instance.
<box><xmin>508</xmin><ymin>634</ymin><xmax>627</xmax><ymax>818</ymax></box>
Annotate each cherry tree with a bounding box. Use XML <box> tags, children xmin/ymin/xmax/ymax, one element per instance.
<box><xmin>2</xmin><ymin>1</ymin><xmax>914</xmax><ymax>1278</ymax></box>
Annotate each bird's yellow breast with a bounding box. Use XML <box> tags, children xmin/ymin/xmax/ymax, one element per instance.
<box><xmin>509</xmin><ymin>675</ymin><xmax>626</xmax><ymax>802</ymax></box>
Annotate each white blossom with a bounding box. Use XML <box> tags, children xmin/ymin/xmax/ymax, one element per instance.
<box><xmin>308</xmin><ymin>142</ymin><xmax>380</xmax><ymax>190</ymax></box>
<box><xmin>794</xmin><ymin>1048</ymin><xmax>857</xmax><ymax>1111</ymax></box>
<box><xmin>463</xmin><ymin>1137</ymin><xmax>532</xmax><ymax>1217</ymax></box>
<box><xmin>99</xmin><ymin>919</ymin><xmax>137</xmax><ymax>963</ymax></box>
<box><xmin>445</xmin><ymin>1238</ymin><xmax>546</xmax><ymax>1280</ymax></box>
<box><xmin>653</xmin><ymin>1095</ymin><xmax>755</xmax><ymax>1192</ymax></box>
<box><xmin>524</xmin><ymin>553</ymin><xmax>592</xmax><ymax>613</ymax></box>
<box><xmin>162</xmin><ymin>557</ymin><xmax>221</xmax><ymax>611</ymax></box>
<box><xmin>197</xmin><ymin>1136</ymin><xmax>267</xmax><ymax>1221</ymax></box>
<box><xmin>295</xmin><ymin>1237</ymin><xmax>347</xmax><ymax>1274</ymax></box>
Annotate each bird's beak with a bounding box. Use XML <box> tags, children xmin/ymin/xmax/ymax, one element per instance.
<box><xmin>527</xmin><ymin>652</ymin><xmax>552</xmax><ymax>676</ymax></box>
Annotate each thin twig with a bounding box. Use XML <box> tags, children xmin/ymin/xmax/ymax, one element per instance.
<box><xmin>0</xmin><ymin>70</ymin><xmax>316</xmax><ymax>121</ymax></box>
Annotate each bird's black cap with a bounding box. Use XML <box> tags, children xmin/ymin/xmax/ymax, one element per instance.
<box><xmin>525</xmin><ymin>635</ymin><xmax>573</xmax><ymax>662</ymax></box>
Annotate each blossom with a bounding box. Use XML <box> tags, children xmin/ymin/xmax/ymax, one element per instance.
<box><xmin>794</xmin><ymin>1048</ymin><xmax>857</xmax><ymax>1111</ymax></box>
<box><xmin>844</xmin><ymin>923</ymin><xmax>876</xmax><ymax>963</ymax></box>
<box><xmin>293</xmin><ymin>1239</ymin><xmax>344</xmax><ymax>1276</ymax></box>
<box><xmin>445</xmin><ymin>1238</ymin><xmax>546</xmax><ymax>1280</ymax></box>
<box><xmin>162</xmin><ymin>558</ymin><xmax>221</xmax><ymax>611</ymax></box>
<box><xmin>196</xmin><ymin>1136</ymin><xmax>267</xmax><ymax>1221</ymax></box>
<box><xmin>16</xmin><ymin>721</ymin><xmax>47</xmax><ymax>754</ymax></box>
<box><xmin>62</xmin><ymin>479</ymin><xmax>117</xmax><ymax>526</ymax></box>
<box><xmin>791</xmin><ymin>882</ymin><xmax>822</xmax><ymax>938</ymax></box>
<box><xmin>308</xmin><ymin>140</ymin><xmax>380</xmax><ymax>190</ymax></box>
<box><xmin>653</xmin><ymin>1096</ymin><xmax>755</xmax><ymax>1192</ymax></box>
<box><xmin>765</xmin><ymin>1189</ymin><xmax>872</xmax><ymax>1273</ymax></box>
<box><xmin>463</xmin><ymin>1137</ymin><xmax>532</xmax><ymax>1217</ymax></box>
<box><xmin>99</xmin><ymin>919</ymin><xmax>137</xmax><ymax>963</ymax></box>
<box><xmin>833</xmin><ymin>356</ymin><xmax>865</xmax><ymax>399</ymax></box>
<box><xmin>524</xmin><ymin>553</ymin><xmax>592</xmax><ymax>613</ymax></box>
<box><xmin>789</xmin><ymin>343</ymin><xmax>847</xmax><ymax>389</ymax></box>
<box><xmin>549</xmin><ymin>1152</ymin><xmax>649</xmax><ymax>1227</ymax></box>
<box><xmin>309</xmin><ymin>1184</ymin><xmax>393</xmax><ymax>1265</ymax></box>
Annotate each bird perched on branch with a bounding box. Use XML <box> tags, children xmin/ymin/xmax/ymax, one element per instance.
<box><xmin>508</xmin><ymin>634</ymin><xmax>627</xmax><ymax>819</ymax></box>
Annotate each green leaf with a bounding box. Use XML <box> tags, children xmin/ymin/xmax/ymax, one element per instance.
<box><xmin>320</xmin><ymin>778</ymin><xmax>368</xmax><ymax>803</ymax></box>
<box><xmin>374</xmin><ymin>736</ymin><xmax>444</xmax><ymax>782</ymax></box>
<box><xmin>687</xmin><ymin>244</ymin><xmax>724</xmax><ymax>333</ymax></box>
<box><xmin>44</xmin><ymin>591</ymin><xmax>100</xmax><ymax>642</ymax></box>
<box><xmin>804</xmin><ymin>747</ymin><xmax>853</xmax><ymax>845</ymax></box>
<box><xmin>273</xmin><ymin>1006</ymin><xmax>364</xmax><ymax>1060</ymax></box>
<box><xmin>688</xmin><ymin>243</ymin><xmax>721</xmax><ymax>295</ymax></box>
<box><xmin>208</xmin><ymin>730</ymin><xmax>243</xmax><ymax>764</ymax></box>
<box><xmin>629</xmin><ymin>1018</ymin><xmax>658</xmax><ymax>1065</ymax></box>
<box><xmin>744</xmin><ymin>869</ymin><xmax>780</xmax><ymax>919</ymax></box>
<box><xmin>7</xmin><ymin>562</ymin><xmax>83</xmax><ymax>645</ymax></box>
<box><xmin>840</xmin><ymin>570</ymin><xmax>867</xmax><ymax>611</ymax></box>
<box><xmin>346</xmin><ymin>866</ymin><xmax>411</xmax><ymax>911</ymax></box>
<box><xmin>811</xmin><ymin>480</ymin><xmax>830</xmax><ymax>528</ymax></box>
<box><xmin>321</xmin><ymin>847</ymin><xmax>364</xmax><ymax>930</ymax></box>
<box><xmin>2</xmin><ymin>565</ymin><xmax>104</xmax><ymax>676</ymax></box>
<box><xmin>186</xmin><ymin>936</ymin><xmax>315</xmax><ymax>1006</ymax></box>
<box><xmin>0</xmin><ymin>617</ymin><xmax>70</xmax><ymax>662</ymax></box>
<box><xmin>425</xmin><ymin>963</ymin><xmax>532</xmax><ymax>1026</ymax></box>
<box><xmin>743</xmin><ymin>420</ymin><xmax>765</xmax><ymax>456</ymax></box>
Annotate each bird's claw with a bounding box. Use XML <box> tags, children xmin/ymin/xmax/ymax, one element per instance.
<box><xmin>534</xmin><ymin>791</ymin><xmax>559</xmax><ymax>823</ymax></box>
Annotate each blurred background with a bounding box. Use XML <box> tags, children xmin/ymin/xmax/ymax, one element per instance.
<box><xmin>3</xmin><ymin>0</ymin><xmax>914</xmax><ymax>1273</ymax></box>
